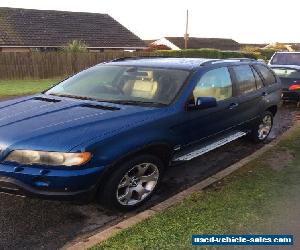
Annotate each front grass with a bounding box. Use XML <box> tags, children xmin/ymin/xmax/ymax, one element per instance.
<box><xmin>0</xmin><ymin>79</ymin><xmax>60</xmax><ymax>98</ymax></box>
<box><xmin>92</xmin><ymin>125</ymin><xmax>300</xmax><ymax>250</ymax></box>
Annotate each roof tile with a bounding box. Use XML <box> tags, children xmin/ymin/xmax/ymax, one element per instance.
<box><xmin>0</xmin><ymin>7</ymin><xmax>146</xmax><ymax>48</ymax></box>
<box><xmin>166</xmin><ymin>37</ymin><xmax>240</xmax><ymax>50</ymax></box>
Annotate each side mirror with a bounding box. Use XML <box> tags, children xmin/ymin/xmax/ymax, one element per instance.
<box><xmin>187</xmin><ymin>96</ymin><xmax>217</xmax><ymax>110</ymax></box>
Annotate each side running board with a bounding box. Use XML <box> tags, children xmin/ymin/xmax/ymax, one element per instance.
<box><xmin>173</xmin><ymin>131</ymin><xmax>247</xmax><ymax>162</ymax></box>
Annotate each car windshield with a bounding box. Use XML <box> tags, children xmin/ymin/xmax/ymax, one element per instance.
<box><xmin>272</xmin><ymin>67</ymin><xmax>300</xmax><ymax>79</ymax></box>
<box><xmin>271</xmin><ymin>53</ymin><xmax>300</xmax><ymax>66</ymax></box>
<box><xmin>46</xmin><ymin>65</ymin><xmax>190</xmax><ymax>106</ymax></box>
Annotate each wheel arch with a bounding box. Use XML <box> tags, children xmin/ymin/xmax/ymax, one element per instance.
<box><xmin>266</xmin><ymin>105</ymin><xmax>277</xmax><ymax>116</ymax></box>
<box><xmin>95</xmin><ymin>143</ymin><xmax>173</xmax><ymax>194</ymax></box>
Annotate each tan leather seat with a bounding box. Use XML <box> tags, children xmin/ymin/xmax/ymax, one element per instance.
<box><xmin>130</xmin><ymin>80</ymin><xmax>158</xmax><ymax>99</ymax></box>
<box><xmin>122</xmin><ymin>71</ymin><xmax>158</xmax><ymax>99</ymax></box>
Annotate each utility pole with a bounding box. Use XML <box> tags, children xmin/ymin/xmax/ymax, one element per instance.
<box><xmin>184</xmin><ymin>9</ymin><xmax>189</xmax><ymax>49</ymax></box>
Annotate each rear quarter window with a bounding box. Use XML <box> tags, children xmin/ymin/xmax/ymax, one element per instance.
<box><xmin>254</xmin><ymin>64</ymin><xmax>277</xmax><ymax>85</ymax></box>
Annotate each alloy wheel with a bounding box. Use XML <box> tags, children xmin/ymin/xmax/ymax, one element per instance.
<box><xmin>116</xmin><ymin>163</ymin><xmax>159</xmax><ymax>206</ymax></box>
<box><xmin>258</xmin><ymin>114</ymin><xmax>272</xmax><ymax>140</ymax></box>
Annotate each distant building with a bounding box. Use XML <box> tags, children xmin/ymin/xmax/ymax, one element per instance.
<box><xmin>0</xmin><ymin>7</ymin><xmax>146</xmax><ymax>52</ymax></box>
<box><xmin>263</xmin><ymin>42</ymin><xmax>300</xmax><ymax>52</ymax></box>
<box><xmin>240</xmin><ymin>42</ymin><xmax>300</xmax><ymax>52</ymax></box>
<box><xmin>149</xmin><ymin>37</ymin><xmax>241</xmax><ymax>51</ymax></box>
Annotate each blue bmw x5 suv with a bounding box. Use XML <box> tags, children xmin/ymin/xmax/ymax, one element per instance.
<box><xmin>0</xmin><ymin>57</ymin><xmax>281</xmax><ymax>210</ymax></box>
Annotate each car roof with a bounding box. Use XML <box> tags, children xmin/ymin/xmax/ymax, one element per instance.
<box><xmin>103</xmin><ymin>57</ymin><xmax>258</xmax><ymax>71</ymax></box>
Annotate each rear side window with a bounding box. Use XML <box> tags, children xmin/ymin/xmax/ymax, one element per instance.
<box><xmin>255</xmin><ymin>65</ymin><xmax>276</xmax><ymax>85</ymax></box>
<box><xmin>232</xmin><ymin>65</ymin><xmax>256</xmax><ymax>94</ymax></box>
<box><xmin>252</xmin><ymin>67</ymin><xmax>264</xmax><ymax>89</ymax></box>
<box><xmin>193</xmin><ymin>67</ymin><xmax>232</xmax><ymax>101</ymax></box>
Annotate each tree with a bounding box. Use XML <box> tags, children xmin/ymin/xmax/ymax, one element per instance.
<box><xmin>64</xmin><ymin>40</ymin><xmax>88</xmax><ymax>52</ymax></box>
<box><xmin>241</xmin><ymin>46</ymin><xmax>261</xmax><ymax>53</ymax></box>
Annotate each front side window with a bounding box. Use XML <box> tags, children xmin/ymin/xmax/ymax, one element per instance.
<box><xmin>232</xmin><ymin>65</ymin><xmax>256</xmax><ymax>94</ymax></box>
<box><xmin>193</xmin><ymin>67</ymin><xmax>232</xmax><ymax>101</ymax></box>
<box><xmin>255</xmin><ymin>64</ymin><xmax>277</xmax><ymax>85</ymax></box>
<box><xmin>46</xmin><ymin>65</ymin><xmax>190</xmax><ymax>105</ymax></box>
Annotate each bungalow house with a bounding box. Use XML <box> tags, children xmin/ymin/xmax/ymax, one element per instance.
<box><xmin>0</xmin><ymin>7</ymin><xmax>146</xmax><ymax>52</ymax></box>
<box><xmin>149</xmin><ymin>37</ymin><xmax>241</xmax><ymax>51</ymax></box>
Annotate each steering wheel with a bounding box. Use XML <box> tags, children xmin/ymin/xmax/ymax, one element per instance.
<box><xmin>100</xmin><ymin>84</ymin><xmax>124</xmax><ymax>95</ymax></box>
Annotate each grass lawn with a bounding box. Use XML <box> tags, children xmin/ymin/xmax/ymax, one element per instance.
<box><xmin>92</xmin><ymin>125</ymin><xmax>300</xmax><ymax>250</ymax></box>
<box><xmin>0</xmin><ymin>79</ymin><xmax>60</xmax><ymax>99</ymax></box>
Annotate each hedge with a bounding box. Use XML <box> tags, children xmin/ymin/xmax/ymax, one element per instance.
<box><xmin>256</xmin><ymin>49</ymin><xmax>276</xmax><ymax>60</ymax></box>
<box><xmin>154</xmin><ymin>48</ymin><xmax>274</xmax><ymax>60</ymax></box>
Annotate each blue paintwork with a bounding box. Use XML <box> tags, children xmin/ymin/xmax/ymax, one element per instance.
<box><xmin>0</xmin><ymin>58</ymin><xmax>281</xmax><ymax>201</ymax></box>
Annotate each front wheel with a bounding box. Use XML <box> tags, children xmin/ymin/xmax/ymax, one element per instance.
<box><xmin>99</xmin><ymin>154</ymin><xmax>164</xmax><ymax>211</ymax></box>
<box><xmin>249</xmin><ymin>111</ymin><xmax>273</xmax><ymax>143</ymax></box>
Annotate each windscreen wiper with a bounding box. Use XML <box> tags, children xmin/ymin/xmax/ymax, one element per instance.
<box><xmin>48</xmin><ymin>93</ymin><xmax>100</xmax><ymax>101</ymax></box>
<box><xmin>48</xmin><ymin>93</ymin><xmax>115</xmax><ymax>103</ymax></box>
<box><xmin>110</xmin><ymin>100</ymin><xmax>166</xmax><ymax>107</ymax></box>
<box><xmin>48</xmin><ymin>94</ymin><xmax>165</xmax><ymax>107</ymax></box>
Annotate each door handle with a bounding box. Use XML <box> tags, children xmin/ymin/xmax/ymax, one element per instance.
<box><xmin>228</xmin><ymin>103</ymin><xmax>239</xmax><ymax>109</ymax></box>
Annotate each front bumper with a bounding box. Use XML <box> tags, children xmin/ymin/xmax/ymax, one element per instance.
<box><xmin>0</xmin><ymin>162</ymin><xmax>105</xmax><ymax>201</ymax></box>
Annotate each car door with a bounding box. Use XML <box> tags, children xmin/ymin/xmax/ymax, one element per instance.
<box><xmin>230</xmin><ymin>64</ymin><xmax>263</xmax><ymax>128</ymax></box>
<box><xmin>178</xmin><ymin>66</ymin><xmax>241</xmax><ymax>146</ymax></box>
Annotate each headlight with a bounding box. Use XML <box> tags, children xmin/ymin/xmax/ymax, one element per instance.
<box><xmin>4</xmin><ymin>150</ymin><xmax>91</xmax><ymax>166</ymax></box>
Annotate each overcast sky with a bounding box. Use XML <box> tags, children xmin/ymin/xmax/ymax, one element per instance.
<box><xmin>0</xmin><ymin>0</ymin><xmax>299</xmax><ymax>44</ymax></box>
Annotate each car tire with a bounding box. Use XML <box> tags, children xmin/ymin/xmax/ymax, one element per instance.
<box><xmin>99</xmin><ymin>154</ymin><xmax>164</xmax><ymax>211</ymax></box>
<box><xmin>249</xmin><ymin>111</ymin><xmax>273</xmax><ymax>143</ymax></box>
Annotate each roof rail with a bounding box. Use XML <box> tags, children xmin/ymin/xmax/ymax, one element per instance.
<box><xmin>109</xmin><ymin>55</ymin><xmax>209</xmax><ymax>63</ymax></box>
<box><xmin>109</xmin><ymin>56</ymin><xmax>170</xmax><ymax>62</ymax></box>
<box><xmin>109</xmin><ymin>57</ymin><xmax>141</xmax><ymax>62</ymax></box>
<box><xmin>200</xmin><ymin>59</ymin><xmax>221</xmax><ymax>66</ymax></box>
<box><xmin>200</xmin><ymin>58</ymin><xmax>256</xmax><ymax>66</ymax></box>
<box><xmin>227</xmin><ymin>58</ymin><xmax>257</xmax><ymax>62</ymax></box>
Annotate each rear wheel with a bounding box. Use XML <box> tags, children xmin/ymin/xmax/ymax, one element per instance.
<box><xmin>99</xmin><ymin>154</ymin><xmax>164</xmax><ymax>211</ymax></box>
<box><xmin>249</xmin><ymin>111</ymin><xmax>273</xmax><ymax>143</ymax></box>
